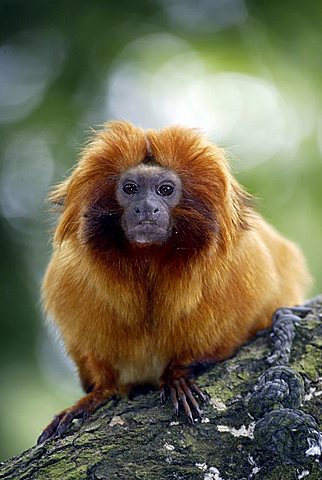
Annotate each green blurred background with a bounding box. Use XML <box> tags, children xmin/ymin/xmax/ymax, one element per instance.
<box><xmin>0</xmin><ymin>0</ymin><xmax>321</xmax><ymax>460</ymax></box>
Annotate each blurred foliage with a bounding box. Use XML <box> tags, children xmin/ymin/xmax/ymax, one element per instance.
<box><xmin>0</xmin><ymin>0</ymin><xmax>321</xmax><ymax>460</ymax></box>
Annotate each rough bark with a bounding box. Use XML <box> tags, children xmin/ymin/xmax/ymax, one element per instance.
<box><xmin>1</xmin><ymin>297</ymin><xmax>321</xmax><ymax>480</ymax></box>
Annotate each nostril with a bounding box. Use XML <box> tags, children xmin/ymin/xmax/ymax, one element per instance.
<box><xmin>135</xmin><ymin>207</ymin><xmax>140</xmax><ymax>214</ymax></box>
<box><xmin>153</xmin><ymin>208</ymin><xmax>159</xmax><ymax>214</ymax></box>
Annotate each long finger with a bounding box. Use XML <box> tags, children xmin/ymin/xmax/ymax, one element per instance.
<box><xmin>179</xmin><ymin>379</ymin><xmax>202</xmax><ymax>417</ymax></box>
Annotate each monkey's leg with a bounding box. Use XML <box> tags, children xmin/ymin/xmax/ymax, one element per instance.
<box><xmin>160</xmin><ymin>364</ymin><xmax>209</xmax><ymax>423</ymax></box>
<box><xmin>38</xmin><ymin>358</ymin><xmax>117</xmax><ymax>444</ymax></box>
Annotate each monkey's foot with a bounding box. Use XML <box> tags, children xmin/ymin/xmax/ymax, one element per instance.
<box><xmin>37</xmin><ymin>389</ymin><xmax>116</xmax><ymax>444</ymax></box>
<box><xmin>160</xmin><ymin>375</ymin><xmax>208</xmax><ymax>424</ymax></box>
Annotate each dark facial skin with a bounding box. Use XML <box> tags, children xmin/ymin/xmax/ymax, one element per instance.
<box><xmin>116</xmin><ymin>164</ymin><xmax>182</xmax><ymax>245</ymax></box>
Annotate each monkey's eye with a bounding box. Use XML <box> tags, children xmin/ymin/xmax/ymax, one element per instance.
<box><xmin>123</xmin><ymin>183</ymin><xmax>139</xmax><ymax>195</ymax></box>
<box><xmin>157</xmin><ymin>184</ymin><xmax>174</xmax><ymax>197</ymax></box>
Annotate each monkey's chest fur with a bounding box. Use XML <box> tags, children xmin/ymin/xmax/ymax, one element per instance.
<box><xmin>84</xmin><ymin>293</ymin><xmax>207</xmax><ymax>389</ymax></box>
<box><xmin>116</xmin><ymin>339</ymin><xmax>167</xmax><ymax>387</ymax></box>
<box><xmin>48</xmin><ymin>248</ymin><xmax>220</xmax><ymax>389</ymax></box>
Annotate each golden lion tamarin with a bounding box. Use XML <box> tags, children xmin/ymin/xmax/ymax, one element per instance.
<box><xmin>38</xmin><ymin>121</ymin><xmax>311</xmax><ymax>442</ymax></box>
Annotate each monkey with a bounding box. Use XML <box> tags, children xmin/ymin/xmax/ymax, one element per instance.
<box><xmin>37</xmin><ymin>120</ymin><xmax>311</xmax><ymax>443</ymax></box>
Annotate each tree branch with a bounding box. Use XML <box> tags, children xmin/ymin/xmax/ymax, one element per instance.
<box><xmin>1</xmin><ymin>297</ymin><xmax>321</xmax><ymax>480</ymax></box>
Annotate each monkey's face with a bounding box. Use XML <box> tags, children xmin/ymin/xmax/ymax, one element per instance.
<box><xmin>116</xmin><ymin>164</ymin><xmax>181</xmax><ymax>245</ymax></box>
<box><xmin>53</xmin><ymin>122</ymin><xmax>251</xmax><ymax>256</ymax></box>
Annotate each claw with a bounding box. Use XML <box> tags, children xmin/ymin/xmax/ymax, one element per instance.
<box><xmin>175</xmin><ymin>379</ymin><xmax>194</xmax><ymax>423</ymax></box>
<box><xmin>190</xmin><ymin>381</ymin><xmax>209</xmax><ymax>403</ymax></box>
<box><xmin>160</xmin><ymin>389</ymin><xmax>166</xmax><ymax>404</ymax></box>
<box><xmin>37</xmin><ymin>408</ymin><xmax>84</xmax><ymax>444</ymax></box>
<box><xmin>161</xmin><ymin>374</ymin><xmax>206</xmax><ymax>423</ymax></box>
<box><xmin>37</xmin><ymin>413</ymin><xmax>65</xmax><ymax>444</ymax></box>
<box><xmin>37</xmin><ymin>389</ymin><xmax>115</xmax><ymax>444</ymax></box>
<box><xmin>180</xmin><ymin>379</ymin><xmax>203</xmax><ymax>417</ymax></box>
<box><xmin>170</xmin><ymin>386</ymin><xmax>179</xmax><ymax>416</ymax></box>
<box><xmin>55</xmin><ymin>410</ymin><xmax>85</xmax><ymax>437</ymax></box>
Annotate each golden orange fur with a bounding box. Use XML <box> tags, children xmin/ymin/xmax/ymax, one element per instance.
<box><xmin>39</xmin><ymin>121</ymin><xmax>311</xmax><ymax>440</ymax></box>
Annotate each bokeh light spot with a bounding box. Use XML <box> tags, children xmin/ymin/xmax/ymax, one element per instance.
<box><xmin>0</xmin><ymin>133</ymin><xmax>54</xmax><ymax>224</ymax></box>
<box><xmin>106</xmin><ymin>34</ymin><xmax>305</xmax><ymax>167</ymax></box>
<box><xmin>0</xmin><ymin>28</ymin><xmax>67</xmax><ymax>123</ymax></box>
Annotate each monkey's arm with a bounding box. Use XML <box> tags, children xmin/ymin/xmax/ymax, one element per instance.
<box><xmin>37</xmin><ymin>356</ymin><xmax>117</xmax><ymax>444</ymax></box>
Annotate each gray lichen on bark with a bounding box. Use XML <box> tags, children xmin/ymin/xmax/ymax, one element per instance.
<box><xmin>1</xmin><ymin>296</ymin><xmax>321</xmax><ymax>480</ymax></box>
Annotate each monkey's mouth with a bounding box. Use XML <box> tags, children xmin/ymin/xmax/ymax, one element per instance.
<box><xmin>127</xmin><ymin>222</ymin><xmax>169</xmax><ymax>245</ymax></box>
<box><xmin>139</xmin><ymin>220</ymin><xmax>157</xmax><ymax>225</ymax></box>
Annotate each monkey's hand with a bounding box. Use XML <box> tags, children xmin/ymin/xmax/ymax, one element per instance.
<box><xmin>37</xmin><ymin>387</ymin><xmax>116</xmax><ymax>444</ymax></box>
<box><xmin>160</xmin><ymin>366</ymin><xmax>209</xmax><ymax>423</ymax></box>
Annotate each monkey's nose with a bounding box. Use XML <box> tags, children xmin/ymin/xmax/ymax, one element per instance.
<box><xmin>134</xmin><ymin>207</ymin><xmax>159</xmax><ymax>214</ymax></box>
